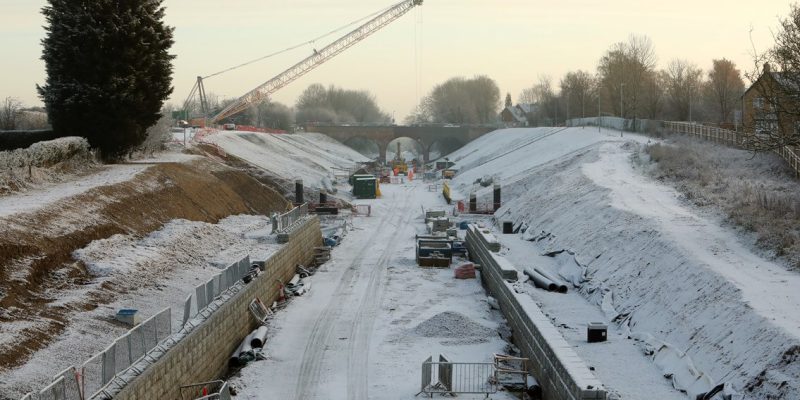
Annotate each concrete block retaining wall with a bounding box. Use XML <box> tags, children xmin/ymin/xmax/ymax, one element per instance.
<box><xmin>465</xmin><ymin>225</ymin><xmax>607</xmax><ymax>400</ymax></box>
<box><xmin>111</xmin><ymin>216</ymin><xmax>321</xmax><ymax>400</ymax></box>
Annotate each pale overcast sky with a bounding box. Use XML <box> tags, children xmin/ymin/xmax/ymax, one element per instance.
<box><xmin>0</xmin><ymin>0</ymin><xmax>794</xmax><ymax>120</ymax></box>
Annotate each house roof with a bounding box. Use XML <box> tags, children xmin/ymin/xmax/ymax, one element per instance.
<box><xmin>743</xmin><ymin>64</ymin><xmax>800</xmax><ymax>98</ymax></box>
<box><xmin>502</xmin><ymin>106</ymin><xmax>527</xmax><ymax>123</ymax></box>
<box><xmin>517</xmin><ymin>103</ymin><xmax>534</xmax><ymax>114</ymax></box>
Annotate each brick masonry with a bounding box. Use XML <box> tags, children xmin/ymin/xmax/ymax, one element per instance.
<box><xmin>111</xmin><ymin>216</ymin><xmax>321</xmax><ymax>400</ymax></box>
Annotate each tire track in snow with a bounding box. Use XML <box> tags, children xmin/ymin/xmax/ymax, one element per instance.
<box><xmin>346</xmin><ymin>184</ymin><xmax>415</xmax><ymax>400</ymax></box>
<box><xmin>293</xmin><ymin>192</ymin><xmax>404</xmax><ymax>400</ymax></box>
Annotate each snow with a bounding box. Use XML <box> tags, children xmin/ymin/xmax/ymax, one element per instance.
<box><xmin>0</xmin><ymin>214</ymin><xmax>282</xmax><ymax>399</ymax></box>
<box><xmin>231</xmin><ymin>183</ymin><xmax>516</xmax><ymax>400</ymax></box>
<box><xmin>205</xmin><ymin>131</ymin><xmax>369</xmax><ymax>188</ymax></box>
<box><xmin>0</xmin><ymin>151</ymin><xmax>199</xmax><ymax>218</ymax></box>
<box><xmin>582</xmin><ymin>142</ymin><xmax>800</xmax><ymax>340</ymax></box>
<box><xmin>451</xmin><ymin>127</ymin><xmax>800</xmax><ymax>398</ymax></box>
<box><xmin>446</xmin><ymin>127</ymin><xmax>619</xmax><ymax>201</ymax></box>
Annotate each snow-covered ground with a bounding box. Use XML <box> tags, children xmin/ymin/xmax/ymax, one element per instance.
<box><xmin>447</xmin><ymin>127</ymin><xmax>800</xmax><ymax>398</ymax></box>
<box><xmin>205</xmin><ymin>131</ymin><xmax>369</xmax><ymax>188</ymax></box>
<box><xmin>0</xmin><ymin>215</ymin><xmax>281</xmax><ymax>399</ymax></box>
<box><xmin>232</xmin><ymin>182</ymin><xmax>516</xmax><ymax>400</ymax></box>
<box><xmin>0</xmin><ymin>152</ymin><xmax>198</xmax><ymax>218</ymax></box>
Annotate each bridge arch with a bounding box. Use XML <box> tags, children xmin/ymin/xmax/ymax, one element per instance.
<box><xmin>427</xmin><ymin>136</ymin><xmax>467</xmax><ymax>161</ymax></box>
<box><xmin>342</xmin><ymin>136</ymin><xmax>381</xmax><ymax>160</ymax></box>
<box><xmin>386</xmin><ymin>137</ymin><xmax>426</xmax><ymax>164</ymax></box>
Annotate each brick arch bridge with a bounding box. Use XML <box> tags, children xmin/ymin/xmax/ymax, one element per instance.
<box><xmin>305</xmin><ymin>124</ymin><xmax>497</xmax><ymax>163</ymax></box>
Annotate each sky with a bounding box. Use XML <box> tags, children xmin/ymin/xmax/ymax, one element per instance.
<box><xmin>0</xmin><ymin>0</ymin><xmax>794</xmax><ymax>120</ymax></box>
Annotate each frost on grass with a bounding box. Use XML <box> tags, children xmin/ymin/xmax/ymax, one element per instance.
<box><xmin>640</xmin><ymin>135</ymin><xmax>800</xmax><ymax>269</ymax></box>
<box><xmin>413</xmin><ymin>311</ymin><xmax>495</xmax><ymax>345</ymax></box>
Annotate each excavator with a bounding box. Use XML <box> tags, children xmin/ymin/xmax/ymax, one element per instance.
<box><xmin>183</xmin><ymin>0</ymin><xmax>424</xmax><ymax>126</ymax></box>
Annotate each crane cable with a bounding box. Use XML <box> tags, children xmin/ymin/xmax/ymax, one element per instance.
<box><xmin>201</xmin><ymin>3</ymin><xmax>396</xmax><ymax>80</ymax></box>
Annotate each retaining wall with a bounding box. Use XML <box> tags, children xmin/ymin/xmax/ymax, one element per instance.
<box><xmin>465</xmin><ymin>225</ymin><xmax>606</xmax><ymax>400</ymax></box>
<box><xmin>110</xmin><ymin>216</ymin><xmax>321</xmax><ymax>400</ymax></box>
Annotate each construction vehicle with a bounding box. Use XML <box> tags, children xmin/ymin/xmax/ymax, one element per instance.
<box><xmin>184</xmin><ymin>0</ymin><xmax>424</xmax><ymax>125</ymax></box>
<box><xmin>391</xmin><ymin>142</ymin><xmax>409</xmax><ymax>175</ymax></box>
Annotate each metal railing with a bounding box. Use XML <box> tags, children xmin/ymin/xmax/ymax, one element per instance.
<box><xmin>465</xmin><ymin>225</ymin><xmax>607</xmax><ymax>400</ymax></box>
<box><xmin>20</xmin><ymin>255</ymin><xmax>254</xmax><ymax>400</ymax></box>
<box><xmin>273</xmin><ymin>203</ymin><xmax>309</xmax><ymax>234</ymax></box>
<box><xmin>418</xmin><ymin>354</ymin><xmax>497</xmax><ymax>397</ymax></box>
<box><xmin>180</xmin><ymin>380</ymin><xmax>231</xmax><ymax>400</ymax></box>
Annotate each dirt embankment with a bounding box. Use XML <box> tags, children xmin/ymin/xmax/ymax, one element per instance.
<box><xmin>0</xmin><ymin>158</ymin><xmax>289</xmax><ymax>370</ymax></box>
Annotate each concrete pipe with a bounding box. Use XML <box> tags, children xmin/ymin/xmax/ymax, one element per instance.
<box><xmin>533</xmin><ymin>267</ymin><xmax>568</xmax><ymax>293</ymax></box>
<box><xmin>523</xmin><ymin>268</ymin><xmax>557</xmax><ymax>291</ymax></box>
<box><xmin>250</xmin><ymin>326</ymin><xmax>269</xmax><ymax>348</ymax></box>
<box><xmin>230</xmin><ymin>338</ymin><xmax>247</xmax><ymax>365</ymax></box>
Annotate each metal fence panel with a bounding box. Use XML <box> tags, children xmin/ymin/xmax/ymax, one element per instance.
<box><xmin>211</xmin><ymin>274</ymin><xmax>220</xmax><ymax>298</ymax></box>
<box><xmin>420</xmin><ymin>356</ymin><xmax>432</xmax><ymax>393</ymax></box>
<box><xmin>182</xmin><ymin>294</ymin><xmax>193</xmax><ymax>327</ymax></box>
<box><xmin>101</xmin><ymin>343</ymin><xmax>116</xmax><ymax>385</ymax></box>
<box><xmin>81</xmin><ymin>353</ymin><xmax>103</xmax><ymax>398</ymax></box>
<box><xmin>439</xmin><ymin>355</ymin><xmax>453</xmax><ymax>392</ymax></box>
<box><xmin>38</xmin><ymin>376</ymin><xmax>65</xmax><ymax>400</ymax></box>
<box><xmin>53</xmin><ymin>366</ymin><xmax>81</xmax><ymax>400</ymax></box>
<box><xmin>205</xmin><ymin>278</ymin><xmax>215</xmax><ymax>306</ymax></box>
<box><xmin>129</xmin><ymin>324</ymin><xmax>146</xmax><ymax>363</ymax></box>
<box><xmin>113</xmin><ymin>333</ymin><xmax>132</xmax><ymax>375</ymax></box>
<box><xmin>196</xmin><ymin>284</ymin><xmax>207</xmax><ymax>311</ymax></box>
<box><xmin>142</xmin><ymin>316</ymin><xmax>158</xmax><ymax>352</ymax></box>
<box><xmin>156</xmin><ymin>308</ymin><xmax>172</xmax><ymax>340</ymax></box>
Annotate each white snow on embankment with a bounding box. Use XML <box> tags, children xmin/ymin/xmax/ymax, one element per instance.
<box><xmin>0</xmin><ymin>215</ymin><xmax>280</xmax><ymax>399</ymax></box>
<box><xmin>450</xmin><ymin>127</ymin><xmax>800</xmax><ymax>398</ymax></box>
<box><xmin>206</xmin><ymin>131</ymin><xmax>369</xmax><ymax>188</ymax></box>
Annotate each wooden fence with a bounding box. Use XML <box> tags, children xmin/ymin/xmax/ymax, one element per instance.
<box><xmin>662</xmin><ymin>121</ymin><xmax>800</xmax><ymax>177</ymax></box>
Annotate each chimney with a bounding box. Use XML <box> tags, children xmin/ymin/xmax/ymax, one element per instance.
<box><xmin>764</xmin><ymin>62</ymin><xmax>771</xmax><ymax>74</ymax></box>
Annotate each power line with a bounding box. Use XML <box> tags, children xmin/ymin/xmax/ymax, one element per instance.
<box><xmin>202</xmin><ymin>3</ymin><xmax>395</xmax><ymax>80</ymax></box>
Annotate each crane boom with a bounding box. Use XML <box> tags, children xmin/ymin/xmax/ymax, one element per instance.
<box><xmin>211</xmin><ymin>0</ymin><xmax>423</xmax><ymax>124</ymax></box>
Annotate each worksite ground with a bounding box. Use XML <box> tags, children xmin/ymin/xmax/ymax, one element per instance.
<box><xmin>4</xmin><ymin>126</ymin><xmax>800</xmax><ymax>400</ymax></box>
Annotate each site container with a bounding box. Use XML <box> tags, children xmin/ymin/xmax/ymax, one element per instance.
<box><xmin>352</xmin><ymin>175</ymin><xmax>377</xmax><ymax>199</ymax></box>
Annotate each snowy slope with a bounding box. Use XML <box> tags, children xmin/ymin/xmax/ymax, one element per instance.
<box><xmin>206</xmin><ymin>131</ymin><xmax>369</xmax><ymax>188</ymax></box>
<box><xmin>446</xmin><ymin>127</ymin><xmax>616</xmax><ymax>198</ymax></box>
<box><xmin>447</xmin><ymin>127</ymin><xmax>800</xmax><ymax>398</ymax></box>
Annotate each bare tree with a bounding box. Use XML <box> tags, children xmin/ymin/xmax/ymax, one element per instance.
<box><xmin>560</xmin><ymin>70</ymin><xmax>596</xmax><ymax>119</ymax></box>
<box><xmin>664</xmin><ymin>59</ymin><xmax>704</xmax><ymax>121</ymax></box>
<box><xmin>597</xmin><ymin>35</ymin><xmax>657</xmax><ymax>120</ymax></box>
<box><xmin>1</xmin><ymin>97</ymin><xmax>23</xmax><ymax>130</ymax></box>
<box><xmin>743</xmin><ymin>3</ymin><xmax>800</xmax><ymax>151</ymax></box>
<box><xmin>417</xmin><ymin>75</ymin><xmax>501</xmax><ymax>124</ymax></box>
<box><xmin>706</xmin><ymin>58</ymin><xmax>745</xmax><ymax>124</ymax></box>
<box><xmin>641</xmin><ymin>70</ymin><xmax>665</xmax><ymax>119</ymax></box>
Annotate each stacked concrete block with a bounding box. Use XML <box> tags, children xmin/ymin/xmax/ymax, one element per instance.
<box><xmin>111</xmin><ymin>217</ymin><xmax>322</xmax><ymax>400</ymax></box>
<box><xmin>465</xmin><ymin>224</ymin><xmax>607</xmax><ymax>400</ymax></box>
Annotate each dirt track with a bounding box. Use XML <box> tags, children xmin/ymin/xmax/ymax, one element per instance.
<box><xmin>0</xmin><ymin>158</ymin><xmax>288</xmax><ymax>373</ymax></box>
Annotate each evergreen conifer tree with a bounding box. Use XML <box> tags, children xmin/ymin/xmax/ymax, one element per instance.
<box><xmin>38</xmin><ymin>0</ymin><xmax>175</xmax><ymax>160</ymax></box>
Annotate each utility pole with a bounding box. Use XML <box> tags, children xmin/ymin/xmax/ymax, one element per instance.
<box><xmin>620</xmin><ymin>83</ymin><xmax>625</xmax><ymax>137</ymax></box>
<box><xmin>598</xmin><ymin>90</ymin><xmax>601</xmax><ymax>133</ymax></box>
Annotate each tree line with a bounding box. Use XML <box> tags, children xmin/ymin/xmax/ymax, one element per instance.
<box><xmin>517</xmin><ymin>34</ymin><xmax>746</xmax><ymax>128</ymax></box>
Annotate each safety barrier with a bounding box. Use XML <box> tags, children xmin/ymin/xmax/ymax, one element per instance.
<box><xmin>273</xmin><ymin>203</ymin><xmax>309</xmax><ymax>234</ymax></box>
<box><xmin>466</xmin><ymin>225</ymin><xmax>607</xmax><ymax>400</ymax></box>
<box><xmin>418</xmin><ymin>355</ymin><xmax>497</xmax><ymax>396</ymax></box>
<box><xmin>19</xmin><ymin>255</ymin><xmax>254</xmax><ymax>400</ymax></box>
<box><xmin>179</xmin><ymin>380</ymin><xmax>231</xmax><ymax>400</ymax></box>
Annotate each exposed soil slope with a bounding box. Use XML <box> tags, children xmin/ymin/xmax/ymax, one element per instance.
<box><xmin>0</xmin><ymin>158</ymin><xmax>288</xmax><ymax>371</ymax></box>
